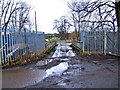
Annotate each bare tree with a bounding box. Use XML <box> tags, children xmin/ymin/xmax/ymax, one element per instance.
<box><xmin>53</xmin><ymin>16</ymin><xmax>72</xmax><ymax>40</ymax></box>
<box><xmin>0</xmin><ymin>0</ymin><xmax>32</xmax><ymax>32</ymax></box>
<box><xmin>18</xmin><ymin>1</ymin><xmax>31</xmax><ymax>31</ymax></box>
<box><xmin>0</xmin><ymin>0</ymin><xmax>22</xmax><ymax>31</ymax></box>
<box><xmin>68</xmin><ymin>0</ymin><xmax>117</xmax><ymax>32</ymax></box>
<box><xmin>68</xmin><ymin>1</ymin><xmax>90</xmax><ymax>40</ymax></box>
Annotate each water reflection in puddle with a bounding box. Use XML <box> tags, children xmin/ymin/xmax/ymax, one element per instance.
<box><xmin>2</xmin><ymin>69</ymin><xmax>46</xmax><ymax>88</ymax></box>
<box><xmin>46</xmin><ymin>62</ymin><xmax>69</xmax><ymax>76</ymax></box>
<box><xmin>35</xmin><ymin>60</ymin><xmax>49</xmax><ymax>67</ymax></box>
<box><xmin>2</xmin><ymin>62</ymin><xmax>69</xmax><ymax>88</ymax></box>
<box><xmin>52</xmin><ymin>43</ymin><xmax>75</xmax><ymax>58</ymax></box>
<box><xmin>2</xmin><ymin>43</ymin><xmax>74</xmax><ymax>88</ymax></box>
<box><xmin>57</xmin><ymin>83</ymin><xmax>67</xmax><ymax>86</ymax></box>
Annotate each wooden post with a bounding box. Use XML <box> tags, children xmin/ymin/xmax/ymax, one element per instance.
<box><xmin>104</xmin><ymin>29</ymin><xmax>107</xmax><ymax>55</ymax></box>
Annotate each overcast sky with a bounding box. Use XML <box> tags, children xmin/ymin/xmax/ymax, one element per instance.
<box><xmin>20</xmin><ymin>0</ymin><xmax>116</xmax><ymax>34</ymax></box>
<box><xmin>21</xmin><ymin>0</ymin><xmax>69</xmax><ymax>34</ymax></box>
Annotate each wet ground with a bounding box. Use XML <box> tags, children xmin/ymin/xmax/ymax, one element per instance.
<box><xmin>2</xmin><ymin>42</ymin><xmax>119</xmax><ymax>88</ymax></box>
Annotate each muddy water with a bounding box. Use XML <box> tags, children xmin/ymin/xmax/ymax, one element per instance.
<box><xmin>2</xmin><ymin>69</ymin><xmax>46</xmax><ymax>88</ymax></box>
<box><xmin>2</xmin><ymin>43</ymin><xmax>75</xmax><ymax>88</ymax></box>
<box><xmin>52</xmin><ymin>43</ymin><xmax>75</xmax><ymax>58</ymax></box>
<box><xmin>46</xmin><ymin>62</ymin><xmax>69</xmax><ymax>76</ymax></box>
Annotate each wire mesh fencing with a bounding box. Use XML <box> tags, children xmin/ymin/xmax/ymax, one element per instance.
<box><xmin>0</xmin><ymin>27</ymin><xmax>45</xmax><ymax>65</ymax></box>
<box><xmin>73</xmin><ymin>29</ymin><xmax>119</xmax><ymax>56</ymax></box>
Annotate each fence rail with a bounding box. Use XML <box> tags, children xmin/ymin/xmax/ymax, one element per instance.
<box><xmin>72</xmin><ymin>41</ymin><xmax>83</xmax><ymax>49</ymax></box>
<box><xmin>45</xmin><ymin>41</ymin><xmax>56</xmax><ymax>50</ymax></box>
<box><xmin>0</xmin><ymin>27</ymin><xmax>45</xmax><ymax>65</ymax></box>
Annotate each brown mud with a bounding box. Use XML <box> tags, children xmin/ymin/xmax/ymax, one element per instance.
<box><xmin>26</xmin><ymin>44</ymin><xmax>118</xmax><ymax>88</ymax></box>
<box><xmin>2</xmin><ymin>42</ymin><xmax>119</xmax><ymax>88</ymax></box>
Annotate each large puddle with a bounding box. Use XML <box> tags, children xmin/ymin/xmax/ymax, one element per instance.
<box><xmin>52</xmin><ymin>43</ymin><xmax>75</xmax><ymax>58</ymax></box>
<box><xmin>2</xmin><ymin>43</ymin><xmax>75</xmax><ymax>88</ymax></box>
<box><xmin>46</xmin><ymin>62</ymin><xmax>69</xmax><ymax>76</ymax></box>
<box><xmin>2</xmin><ymin>69</ymin><xmax>46</xmax><ymax>88</ymax></box>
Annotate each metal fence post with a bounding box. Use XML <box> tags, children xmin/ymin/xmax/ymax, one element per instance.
<box><xmin>83</xmin><ymin>30</ymin><xmax>85</xmax><ymax>52</ymax></box>
<box><xmin>9</xmin><ymin>27</ymin><xmax>11</xmax><ymax>63</ymax></box>
<box><xmin>6</xmin><ymin>28</ymin><xmax>9</xmax><ymax>63</ymax></box>
<box><xmin>11</xmin><ymin>26</ymin><xmax>14</xmax><ymax>62</ymax></box>
<box><xmin>118</xmin><ymin>27</ymin><xmax>120</xmax><ymax>56</ymax></box>
<box><xmin>3</xmin><ymin>27</ymin><xmax>7</xmax><ymax>64</ymax></box>
<box><xmin>0</xmin><ymin>28</ymin><xmax>2</xmax><ymax>65</ymax></box>
<box><xmin>0</xmin><ymin>51</ymin><xmax>1</xmax><ymax>65</ymax></box>
<box><xmin>0</xmin><ymin>30</ymin><xmax>1</xmax><ymax>65</ymax></box>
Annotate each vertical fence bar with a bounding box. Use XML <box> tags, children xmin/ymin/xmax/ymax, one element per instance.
<box><xmin>102</xmin><ymin>29</ymin><xmax>104</xmax><ymax>53</ymax></box>
<box><xmin>88</xmin><ymin>31</ymin><xmax>90</xmax><ymax>53</ymax></box>
<box><xmin>82</xmin><ymin>31</ymin><xmax>85</xmax><ymax>52</ymax></box>
<box><xmin>95</xmin><ymin>30</ymin><xmax>97</xmax><ymax>53</ymax></box>
<box><xmin>90</xmin><ymin>31</ymin><xmax>92</xmax><ymax>52</ymax></box>
<box><xmin>86</xmin><ymin>31</ymin><xmax>88</xmax><ymax>52</ymax></box>
<box><xmin>1</xmin><ymin>28</ymin><xmax>3</xmax><ymax>65</ymax></box>
<box><xmin>92</xmin><ymin>31</ymin><xmax>93</xmax><ymax>52</ymax></box>
<box><xmin>104</xmin><ymin>28</ymin><xmax>107</xmax><ymax>55</ymax></box>
<box><xmin>93</xmin><ymin>30</ymin><xmax>95</xmax><ymax>53</ymax></box>
<box><xmin>99</xmin><ymin>30</ymin><xmax>101</xmax><ymax>53</ymax></box>
<box><xmin>93</xmin><ymin>31</ymin><xmax>94</xmax><ymax>52</ymax></box>
<box><xmin>3</xmin><ymin>28</ymin><xmax>6</xmax><ymax>64</ymax></box>
<box><xmin>90</xmin><ymin>30</ymin><xmax>92</xmax><ymax>52</ymax></box>
<box><xmin>13</xmin><ymin>28</ymin><xmax>15</xmax><ymax>60</ymax></box>
<box><xmin>101</xmin><ymin>30</ymin><xmax>103</xmax><ymax>53</ymax></box>
<box><xmin>24</xmin><ymin>29</ymin><xmax>26</xmax><ymax>56</ymax></box>
<box><xmin>21</xmin><ymin>31</ymin><xmax>23</xmax><ymax>58</ymax></box>
<box><xmin>18</xmin><ymin>32</ymin><xmax>21</xmax><ymax>58</ymax></box>
<box><xmin>12</xmin><ymin>28</ymin><xmax>15</xmax><ymax>61</ymax></box>
<box><xmin>0</xmin><ymin>31</ymin><xmax>1</xmax><ymax>65</ymax></box>
<box><xmin>89</xmin><ymin>31</ymin><xmax>90</xmax><ymax>52</ymax></box>
<box><xmin>96</xmin><ymin>31</ymin><xmax>98</xmax><ymax>53</ymax></box>
<box><xmin>9</xmin><ymin>27</ymin><xmax>11</xmax><ymax>63</ymax></box>
<box><xmin>6</xmin><ymin>28</ymin><xmax>9</xmax><ymax>63</ymax></box>
<box><xmin>11</xmin><ymin>27</ymin><xmax>14</xmax><ymax>62</ymax></box>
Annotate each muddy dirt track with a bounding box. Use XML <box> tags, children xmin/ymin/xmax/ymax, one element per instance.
<box><xmin>26</xmin><ymin>56</ymin><xmax>118</xmax><ymax>88</ymax></box>
<box><xmin>2</xmin><ymin>42</ymin><xmax>119</xmax><ymax>88</ymax></box>
<box><xmin>26</xmin><ymin>42</ymin><xmax>118</xmax><ymax>88</ymax></box>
